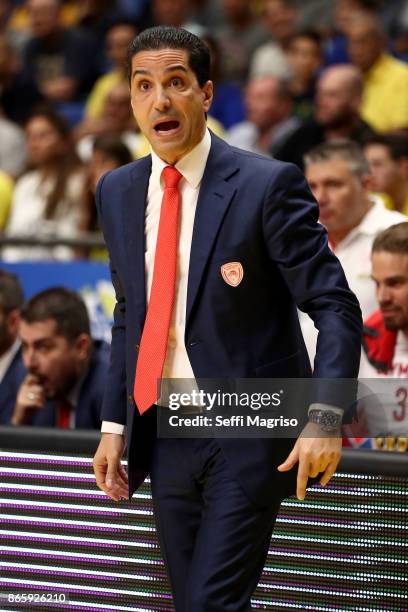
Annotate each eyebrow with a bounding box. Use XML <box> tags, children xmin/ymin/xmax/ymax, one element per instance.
<box><xmin>132</xmin><ymin>64</ymin><xmax>188</xmax><ymax>80</ymax></box>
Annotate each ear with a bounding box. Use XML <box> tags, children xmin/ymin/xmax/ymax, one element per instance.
<box><xmin>75</xmin><ymin>334</ymin><xmax>91</xmax><ymax>361</ymax></box>
<box><xmin>202</xmin><ymin>80</ymin><xmax>214</xmax><ymax>113</ymax></box>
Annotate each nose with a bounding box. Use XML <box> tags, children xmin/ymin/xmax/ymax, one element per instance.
<box><xmin>153</xmin><ymin>86</ymin><xmax>171</xmax><ymax>112</ymax></box>
<box><xmin>377</xmin><ymin>284</ymin><xmax>392</xmax><ymax>305</ymax></box>
<box><xmin>24</xmin><ymin>347</ymin><xmax>39</xmax><ymax>371</ymax></box>
<box><xmin>312</xmin><ymin>186</ymin><xmax>329</xmax><ymax>207</ymax></box>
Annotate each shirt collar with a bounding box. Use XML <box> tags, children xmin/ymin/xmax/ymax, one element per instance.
<box><xmin>0</xmin><ymin>338</ymin><xmax>20</xmax><ymax>383</ymax></box>
<box><xmin>150</xmin><ymin>128</ymin><xmax>211</xmax><ymax>189</ymax></box>
<box><xmin>334</xmin><ymin>196</ymin><xmax>385</xmax><ymax>249</ymax></box>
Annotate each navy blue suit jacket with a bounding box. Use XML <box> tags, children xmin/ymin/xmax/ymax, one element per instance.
<box><xmin>96</xmin><ymin>133</ymin><xmax>362</xmax><ymax>505</ymax></box>
<box><xmin>25</xmin><ymin>341</ymin><xmax>110</xmax><ymax>429</ymax></box>
<box><xmin>0</xmin><ymin>347</ymin><xmax>25</xmax><ymax>425</ymax></box>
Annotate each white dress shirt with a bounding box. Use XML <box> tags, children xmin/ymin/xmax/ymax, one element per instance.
<box><xmin>102</xmin><ymin>130</ymin><xmax>212</xmax><ymax>435</ymax></box>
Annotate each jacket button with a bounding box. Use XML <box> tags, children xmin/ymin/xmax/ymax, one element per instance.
<box><xmin>135</xmin><ymin>344</ymin><xmax>140</xmax><ymax>350</ymax></box>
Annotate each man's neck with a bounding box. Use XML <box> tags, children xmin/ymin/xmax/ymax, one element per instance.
<box><xmin>324</xmin><ymin>116</ymin><xmax>360</xmax><ymax>141</ymax></box>
<box><xmin>388</xmin><ymin>179</ymin><xmax>407</xmax><ymax>213</ymax></box>
<box><xmin>328</xmin><ymin>199</ymin><xmax>373</xmax><ymax>247</ymax></box>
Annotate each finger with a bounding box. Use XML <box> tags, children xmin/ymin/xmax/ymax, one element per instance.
<box><xmin>320</xmin><ymin>460</ymin><xmax>339</xmax><ymax>487</ymax></box>
<box><xmin>118</xmin><ymin>463</ymin><xmax>129</xmax><ymax>484</ymax></box>
<box><xmin>277</xmin><ymin>445</ymin><xmax>299</xmax><ymax>471</ymax></box>
<box><xmin>309</xmin><ymin>461</ymin><xmax>326</xmax><ymax>478</ymax></box>
<box><xmin>296</xmin><ymin>457</ymin><xmax>311</xmax><ymax>501</ymax></box>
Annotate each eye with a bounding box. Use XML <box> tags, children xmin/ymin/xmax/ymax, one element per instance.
<box><xmin>170</xmin><ymin>77</ymin><xmax>183</xmax><ymax>88</ymax></box>
<box><xmin>138</xmin><ymin>80</ymin><xmax>151</xmax><ymax>92</ymax></box>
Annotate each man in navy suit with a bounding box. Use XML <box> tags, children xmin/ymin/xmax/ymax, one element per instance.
<box><xmin>92</xmin><ymin>26</ymin><xmax>362</xmax><ymax>612</ymax></box>
<box><xmin>11</xmin><ymin>287</ymin><xmax>109</xmax><ymax>429</ymax></box>
<box><xmin>0</xmin><ymin>270</ymin><xmax>25</xmax><ymax>425</ymax></box>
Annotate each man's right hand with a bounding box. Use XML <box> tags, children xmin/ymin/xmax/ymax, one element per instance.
<box><xmin>12</xmin><ymin>374</ymin><xmax>45</xmax><ymax>425</ymax></box>
<box><xmin>93</xmin><ymin>433</ymin><xmax>129</xmax><ymax>501</ymax></box>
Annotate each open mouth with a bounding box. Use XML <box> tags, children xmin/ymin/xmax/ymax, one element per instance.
<box><xmin>154</xmin><ymin>120</ymin><xmax>180</xmax><ymax>133</ymax></box>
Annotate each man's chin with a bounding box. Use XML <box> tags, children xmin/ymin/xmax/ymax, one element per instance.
<box><xmin>383</xmin><ymin>317</ymin><xmax>400</xmax><ymax>331</ymax></box>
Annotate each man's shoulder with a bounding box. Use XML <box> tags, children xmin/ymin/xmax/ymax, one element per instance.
<box><xmin>98</xmin><ymin>156</ymin><xmax>151</xmax><ymax>192</ymax></box>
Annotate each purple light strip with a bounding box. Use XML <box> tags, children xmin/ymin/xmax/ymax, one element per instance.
<box><xmin>2</xmin><ymin>518</ymin><xmax>155</xmax><ymax>533</ymax></box>
<box><xmin>2</xmin><ymin>504</ymin><xmax>123</xmax><ymax>517</ymax></box>
<box><xmin>0</xmin><ymin>534</ymin><xmax>126</xmax><ymax>548</ymax></box>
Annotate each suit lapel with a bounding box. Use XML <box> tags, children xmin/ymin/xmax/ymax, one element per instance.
<box><xmin>186</xmin><ymin>135</ymin><xmax>239</xmax><ymax>326</ymax></box>
<box><xmin>123</xmin><ymin>156</ymin><xmax>152</xmax><ymax>336</ymax></box>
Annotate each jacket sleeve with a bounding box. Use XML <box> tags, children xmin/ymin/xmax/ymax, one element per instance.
<box><xmin>95</xmin><ymin>173</ymin><xmax>127</xmax><ymax>425</ymax></box>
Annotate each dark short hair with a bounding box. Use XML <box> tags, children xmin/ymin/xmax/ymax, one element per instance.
<box><xmin>364</xmin><ymin>133</ymin><xmax>408</xmax><ymax>161</ymax></box>
<box><xmin>372</xmin><ymin>222</ymin><xmax>408</xmax><ymax>255</ymax></box>
<box><xmin>289</xmin><ymin>29</ymin><xmax>323</xmax><ymax>49</ymax></box>
<box><xmin>127</xmin><ymin>26</ymin><xmax>210</xmax><ymax>87</ymax></box>
<box><xmin>21</xmin><ymin>287</ymin><xmax>90</xmax><ymax>341</ymax></box>
<box><xmin>0</xmin><ymin>269</ymin><xmax>24</xmax><ymax>314</ymax></box>
<box><xmin>93</xmin><ymin>135</ymin><xmax>133</xmax><ymax>167</ymax></box>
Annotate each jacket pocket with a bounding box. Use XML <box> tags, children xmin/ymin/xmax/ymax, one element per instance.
<box><xmin>254</xmin><ymin>350</ymin><xmax>301</xmax><ymax>378</ymax></box>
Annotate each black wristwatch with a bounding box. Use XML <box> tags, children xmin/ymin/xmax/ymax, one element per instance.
<box><xmin>308</xmin><ymin>409</ymin><xmax>342</xmax><ymax>432</ymax></box>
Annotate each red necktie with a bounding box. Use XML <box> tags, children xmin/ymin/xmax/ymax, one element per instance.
<box><xmin>134</xmin><ymin>166</ymin><xmax>183</xmax><ymax>414</ymax></box>
<box><xmin>57</xmin><ymin>399</ymin><xmax>72</xmax><ymax>428</ymax></box>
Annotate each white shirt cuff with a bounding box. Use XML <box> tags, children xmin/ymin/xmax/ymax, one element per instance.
<box><xmin>101</xmin><ymin>421</ymin><xmax>126</xmax><ymax>435</ymax></box>
<box><xmin>308</xmin><ymin>403</ymin><xmax>344</xmax><ymax>416</ymax></box>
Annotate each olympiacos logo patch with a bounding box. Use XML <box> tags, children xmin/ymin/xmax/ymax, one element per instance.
<box><xmin>220</xmin><ymin>262</ymin><xmax>244</xmax><ymax>287</ymax></box>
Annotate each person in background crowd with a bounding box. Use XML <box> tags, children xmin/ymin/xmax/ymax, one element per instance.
<box><xmin>300</xmin><ymin>139</ymin><xmax>406</xmax><ymax>360</ymax></box>
<box><xmin>201</xmin><ymin>34</ymin><xmax>245</xmax><ymax>130</ymax></box>
<box><xmin>78</xmin><ymin>134</ymin><xmax>132</xmax><ymax>260</ymax></box>
<box><xmin>0</xmin><ymin>269</ymin><xmax>25</xmax><ymax>425</ymax></box>
<box><xmin>0</xmin><ymin>0</ymin><xmax>29</xmax><ymax>54</ymax></box>
<box><xmin>361</xmin><ymin>222</ymin><xmax>408</xmax><ymax>378</ymax></box>
<box><xmin>273</xmin><ymin>64</ymin><xmax>376</xmax><ymax>169</ymax></box>
<box><xmin>2</xmin><ymin>108</ymin><xmax>85</xmax><ymax>261</ymax></box>
<box><xmin>355</xmin><ymin>223</ymin><xmax>408</xmax><ymax>447</ymax></box>
<box><xmin>226</xmin><ymin>74</ymin><xmax>300</xmax><ymax>157</ymax></box>
<box><xmin>0</xmin><ymin>34</ymin><xmax>43</xmax><ymax>124</ymax></box>
<box><xmin>11</xmin><ymin>287</ymin><xmax>109</xmax><ymax>428</ymax></box>
<box><xmin>215</xmin><ymin>0</ymin><xmax>270</xmax><ymax>85</ymax></box>
<box><xmin>286</xmin><ymin>29</ymin><xmax>323</xmax><ymax>121</ymax></box>
<box><xmin>76</xmin><ymin>81</ymin><xmax>139</xmax><ymax>162</ymax></box>
<box><xmin>324</xmin><ymin>0</ymin><xmax>381</xmax><ymax>66</ymax></box>
<box><xmin>0</xmin><ymin>113</ymin><xmax>26</xmax><ymax>177</ymax></box>
<box><xmin>249</xmin><ymin>0</ymin><xmax>298</xmax><ymax>80</ymax></box>
<box><xmin>363</xmin><ymin>133</ymin><xmax>408</xmax><ymax>215</ymax></box>
<box><xmin>347</xmin><ymin>14</ymin><xmax>408</xmax><ymax>132</ymax></box>
<box><xmin>152</xmin><ymin>0</ymin><xmax>205</xmax><ymax>38</ymax></box>
<box><xmin>85</xmin><ymin>20</ymin><xmax>138</xmax><ymax>121</ymax></box>
<box><xmin>22</xmin><ymin>0</ymin><xmax>100</xmax><ymax>107</ymax></box>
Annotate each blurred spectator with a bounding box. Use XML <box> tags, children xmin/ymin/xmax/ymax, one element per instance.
<box><xmin>0</xmin><ymin>269</ymin><xmax>25</xmax><ymax>425</ymax></box>
<box><xmin>202</xmin><ymin>33</ymin><xmax>245</xmax><ymax>129</ymax></box>
<box><xmin>226</xmin><ymin>75</ymin><xmax>300</xmax><ymax>156</ymax></box>
<box><xmin>347</xmin><ymin>14</ymin><xmax>408</xmax><ymax>132</ymax></box>
<box><xmin>0</xmin><ymin>170</ymin><xmax>13</xmax><ymax>228</ymax></box>
<box><xmin>249</xmin><ymin>0</ymin><xmax>297</xmax><ymax>79</ymax></box>
<box><xmin>324</xmin><ymin>0</ymin><xmax>381</xmax><ymax>66</ymax></box>
<box><xmin>3</xmin><ymin>108</ymin><xmax>85</xmax><ymax>261</ymax></box>
<box><xmin>364</xmin><ymin>134</ymin><xmax>408</xmax><ymax>215</ymax></box>
<box><xmin>76</xmin><ymin>0</ymin><xmax>123</xmax><ymax>39</ymax></box>
<box><xmin>85</xmin><ymin>20</ymin><xmax>138</xmax><ymax>120</ymax></box>
<box><xmin>360</xmin><ymin>222</ymin><xmax>408</xmax><ymax>378</ymax></box>
<box><xmin>152</xmin><ymin>0</ymin><xmax>206</xmax><ymax>37</ymax></box>
<box><xmin>76</xmin><ymin>81</ymin><xmax>139</xmax><ymax>161</ymax></box>
<box><xmin>11</xmin><ymin>287</ymin><xmax>109</xmax><ymax>428</ymax></box>
<box><xmin>22</xmin><ymin>0</ymin><xmax>100</xmax><ymax>106</ymax></box>
<box><xmin>300</xmin><ymin>140</ymin><xmax>406</xmax><ymax>360</ymax></box>
<box><xmin>0</xmin><ymin>0</ymin><xmax>29</xmax><ymax>53</ymax></box>
<box><xmin>215</xmin><ymin>0</ymin><xmax>270</xmax><ymax>85</ymax></box>
<box><xmin>0</xmin><ymin>34</ymin><xmax>43</xmax><ymax>123</ymax></box>
<box><xmin>0</xmin><ymin>114</ymin><xmax>26</xmax><ymax>177</ymax></box>
<box><xmin>78</xmin><ymin>134</ymin><xmax>132</xmax><ymax>260</ymax></box>
<box><xmin>286</xmin><ymin>29</ymin><xmax>323</xmax><ymax>121</ymax></box>
<box><xmin>273</xmin><ymin>64</ymin><xmax>376</xmax><ymax>169</ymax></box>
